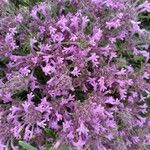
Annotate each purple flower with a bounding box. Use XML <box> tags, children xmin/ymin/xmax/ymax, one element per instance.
<box><xmin>106</xmin><ymin>19</ymin><xmax>121</xmax><ymax>29</ymax></box>
<box><xmin>71</xmin><ymin>67</ymin><xmax>81</xmax><ymax>77</ymax></box>
<box><xmin>15</xmin><ymin>14</ymin><xmax>23</xmax><ymax>23</ymax></box>
<box><xmin>98</xmin><ymin>77</ymin><xmax>107</xmax><ymax>92</ymax></box>
<box><xmin>88</xmin><ymin>53</ymin><xmax>99</xmax><ymax>67</ymax></box>
<box><xmin>76</xmin><ymin>122</ymin><xmax>89</xmax><ymax>137</ymax></box>
<box><xmin>87</xmin><ymin>77</ymin><xmax>97</xmax><ymax>91</ymax></box>
<box><xmin>130</xmin><ymin>20</ymin><xmax>145</xmax><ymax>34</ymax></box>
<box><xmin>0</xmin><ymin>0</ymin><xmax>150</xmax><ymax>149</ymax></box>
<box><xmin>89</xmin><ymin>28</ymin><xmax>103</xmax><ymax>46</ymax></box>
<box><xmin>5</xmin><ymin>33</ymin><xmax>18</xmax><ymax>50</ymax></box>
<box><xmin>10</xmin><ymin>101</ymin><xmax>45</xmax><ymax>141</ymax></box>
<box><xmin>39</xmin><ymin>44</ymin><xmax>51</xmax><ymax>52</ymax></box>
<box><xmin>81</xmin><ymin>16</ymin><xmax>90</xmax><ymax>29</ymax></box>
<box><xmin>19</xmin><ymin>67</ymin><xmax>31</xmax><ymax>76</ymax></box>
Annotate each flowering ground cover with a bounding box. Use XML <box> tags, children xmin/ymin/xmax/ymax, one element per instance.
<box><xmin>0</xmin><ymin>0</ymin><xmax>150</xmax><ymax>150</ymax></box>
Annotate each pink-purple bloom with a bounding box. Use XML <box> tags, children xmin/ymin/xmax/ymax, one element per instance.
<box><xmin>0</xmin><ymin>0</ymin><xmax>150</xmax><ymax>149</ymax></box>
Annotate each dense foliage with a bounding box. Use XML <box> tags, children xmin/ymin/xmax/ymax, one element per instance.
<box><xmin>0</xmin><ymin>0</ymin><xmax>150</xmax><ymax>150</ymax></box>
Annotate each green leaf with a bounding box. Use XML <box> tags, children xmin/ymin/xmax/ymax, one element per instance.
<box><xmin>64</xmin><ymin>2</ymin><xmax>76</xmax><ymax>14</ymax></box>
<box><xmin>19</xmin><ymin>141</ymin><xmax>37</xmax><ymax>150</ymax></box>
<box><xmin>59</xmin><ymin>145</ymin><xmax>69</xmax><ymax>150</ymax></box>
<box><xmin>12</xmin><ymin>89</ymin><xmax>28</xmax><ymax>101</ymax></box>
<box><xmin>138</xmin><ymin>12</ymin><xmax>150</xmax><ymax>30</ymax></box>
<box><xmin>13</xmin><ymin>41</ymin><xmax>30</xmax><ymax>56</ymax></box>
<box><xmin>74</xmin><ymin>87</ymin><xmax>88</xmax><ymax>102</ymax></box>
<box><xmin>44</xmin><ymin>142</ymin><xmax>53</xmax><ymax>150</ymax></box>
<box><xmin>98</xmin><ymin>38</ymin><xmax>108</xmax><ymax>47</ymax></box>
<box><xmin>9</xmin><ymin>0</ymin><xmax>29</xmax><ymax>8</ymax></box>
<box><xmin>0</xmin><ymin>57</ymin><xmax>9</xmax><ymax>68</ymax></box>
<box><xmin>44</xmin><ymin>128</ymin><xmax>57</xmax><ymax>139</ymax></box>
<box><xmin>78</xmin><ymin>40</ymin><xmax>88</xmax><ymax>49</ymax></box>
<box><xmin>33</xmin><ymin>66</ymin><xmax>50</xmax><ymax>84</ymax></box>
<box><xmin>84</xmin><ymin>20</ymin><xmax>93</xmax><ymax>35</ymax></box>
<box><xmin>29</xmin><ymin>0</ymin><xmax>43</xmax><ymax>6</ymax></box>
<box><xmin>32</xmin><ymin>88</ymin><xmax>42</xmax><ymax>104</ymax></box>
<box><xmin>0</xmin><ymin>70</ymin><xmax>5</xmax><ymax>78</ymax></box>
<box><xmin>10</xmin><ymin>0</ymin><xmax>43</xmax><ymax>8</ymax></box>
<box><xmin>133</xmin><ymin>55</ymin><xmax>144</xmax><ymax>63</ymax></box>
<box><xmin>50</xmin><ymin>4</ymin><xmax>59</xmax><ymax>18</ymax></box>
<box><xmin>115</xmin><ymin>40</ymin><xmax>125</xmax><ymax>52</ymax></box>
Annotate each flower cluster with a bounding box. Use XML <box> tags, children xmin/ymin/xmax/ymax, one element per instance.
<box><xmin>0</xmin><ymin>0</ymin><xmax>150</xmax><ymax>149</ymax></box>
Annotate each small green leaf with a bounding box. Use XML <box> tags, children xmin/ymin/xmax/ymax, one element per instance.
<box><xmin>98</xmin><ymin>38</ymin><xmax>108</xmax><ymax>47</ymax></box>
<box><xmin>64</xmin><ymin>2</ymin><xmax>76</xmax><ymax>14</ymax></box>
<box><xmin>133</xmin><ymin>55</ymin><xmax>144</xmax><ymax>63</ymax></box>
<box><xmin>29</xmin><ymin>0</ymin><xmax>43</xmax><ymax>6</ymax></box>
<box><xmin>59</xmin><ymin>145</ymin><xmax>69</xmax><ymax>150</ymax></box>
<box><xmin>0</xmin><ymin>57</ymin><xmax>9</xmax><ymax>68</ymax></box>
<box><xmin>19</xmin><ymin>141</ymin><xmax>37</xmax><ymax>150</ymax></box>
<box><xmin>78</xmin><ymin>40</ymin><xmax>88</xmax><ymax>49</ymax></box>
<box><xmin>33</xmin><ymin>66</ymin><xmax>50</xmax><ymax>84</ymax></box>
<box><xmin>0</xmin><ymin>70</ymin><xmax>5</xmax><ymax>78</ymax></box>
<box><xmin>44</xmin><ymin>142</ymin><xmax>53</xmax><ymax>150</ymax></box>
<box><xmin>115</xmin><ymin>40</ymin><xmax>125</xmax><ymax>52</ymax></box>
<box><xmin>13</xmin><ymin>41</ymin><xmax>30</xmax><ymax>56</ymax></box>
<box><xmin>74</xmin><ymin>87</ymin><xmax>88</xmax><ymax>102</ymax></box>
<box><xmin>32</xmin><ymin>88</ymin><xmax>42</xmax><ymax>104</ymax></box>
<box><xmin>50</xmin><ymin>4</ymin><xmax>59</xmax><ymax>18</ymax></box>
<box><xmin>12</xmin><ymin>89</ymin><xmax>28</xmax><ymax>101</ymax></box>
<box><xmin>84</xmin><ymin>21</ymin><xmax>93</xmax><ymax>35</ymax></box>
<box><xmin>44</xmin><ymin>128</ymin><xmax>57</xmax><ymax>139</ymax></box>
